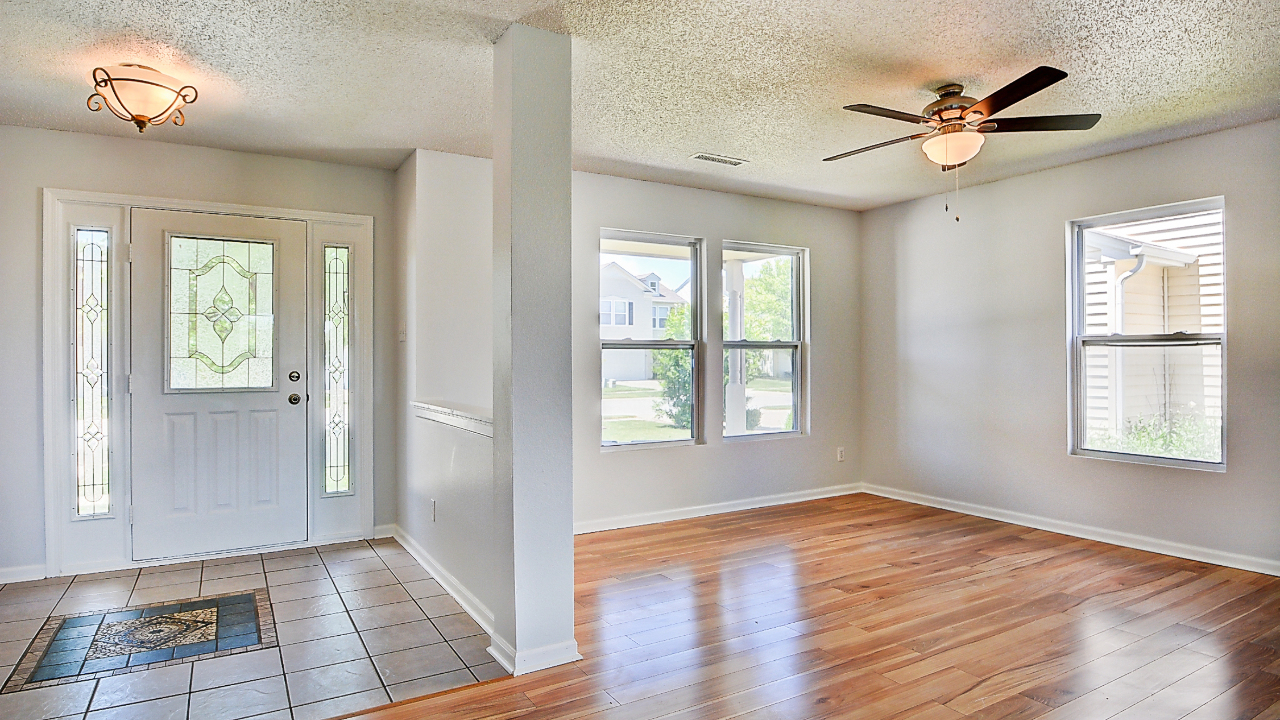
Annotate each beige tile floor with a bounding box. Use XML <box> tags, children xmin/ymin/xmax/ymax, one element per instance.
<box><xmin>0</xmin><ymin>538</ymin><xmax>506</xmax><ymax>720</ymax></box>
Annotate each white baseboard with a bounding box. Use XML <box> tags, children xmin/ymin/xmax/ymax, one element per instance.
<box><xmin>391</xmin><ymin>525</ymin><xmax>506</xmax><ymax>642</ymax></box>
<box><xmin>860</xmin><ymin>484</ymin><xmax>1280</xmax><ymax>577</ymax></box>
<box><xmin>573</xmin><ymin>483</ymin><xmax>863</xmax><ymax>535</ymax></box>
<box><xmin>0</xmin><ymin>564</ymin><xmax>46</xmax><ymax>584</ymax></box>
<box><xmin>511</xmin><ymin>639</ymin><xmax>583</xmax><ymax>676</ymax></box>
<box><xmin>373</xmin><ymin>523</ymin><xmax>397</xmax><ymax>539</ymax></box>
<box><xmin>486</xmin><ymin>634</ymin><xmax>516</xmax><ymax>674</ymax></box>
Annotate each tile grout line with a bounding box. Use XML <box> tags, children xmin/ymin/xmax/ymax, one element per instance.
<box><xmin>313</xmin><ymin>540</ymin><xmax>391</xmax><ymax>713</ymax></box>
<box><xmin>6</xmin><ymin>541</ymin><xmax>479</xmax><ymax>717</ymax></box>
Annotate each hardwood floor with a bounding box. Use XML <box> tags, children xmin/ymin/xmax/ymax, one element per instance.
<box><xmin>344</xmin><ymin>494</ymin><xmax>1280</xmax><ymax>720</ymax></box>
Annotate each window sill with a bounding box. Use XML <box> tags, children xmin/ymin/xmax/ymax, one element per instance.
<box><xmin>722</xmin><ymin>430</ymin><xmax>805</xmax><ymax>443</ymax></box>
<box><xmin>601</xmin><ymin>438</ymin><xmax>697</xmax><ymax>453</ymax></box>
<box><xmin>1070</xmin><ymin>447</ymin><xmax>1225</xmax><ymax>472</ymax></box>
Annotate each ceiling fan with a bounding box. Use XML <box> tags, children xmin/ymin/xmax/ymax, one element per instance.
<box><xmin>824</xmin><ymin>66</ymin><xmax>1100</xmax><ymax>169</ymax></box>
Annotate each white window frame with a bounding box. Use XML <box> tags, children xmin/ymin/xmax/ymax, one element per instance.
<box><xmin>600</xmin><ymin>229</ymin><xmax>703</xmax><ymax>448</ymax></box>
<box><xmin>1066</xmin><ymin>197</ymin><xmax>1226</xmax><ymax>471</ymax></box>
<box><xmin>722</xmin><ymin>240</ymin><xmax>808</xmax><ymax>440</ymax></box>
<box><xmin>599</xmin><ymin>297</ymin><xmax>633</xmax><ymax>326</ymax></box>
<box><xmin>652</xmin><ymin>305</ymin><xmax>670</xmax><ymax>329</ymax></box>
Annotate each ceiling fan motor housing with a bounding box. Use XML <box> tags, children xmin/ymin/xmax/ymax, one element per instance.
<box><xmin>924</xmin><ymin>85</ymin><xmax>978</xmax><ymax>121</ymax></box>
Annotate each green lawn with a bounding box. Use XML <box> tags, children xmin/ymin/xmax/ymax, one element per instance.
<box><xmin>747</xmin><ymin>377</ymin><xmax>793</xmax><ymax>391</ymax></box>
<box><xmin>602</xmin><ymin>418</ymin><xmax>691</xmax><ymax>444</ymax></box>
<box><xmin>602</xmin><ymin>385</ymin><xmax>663</xmax><ymax>398</ymax></box>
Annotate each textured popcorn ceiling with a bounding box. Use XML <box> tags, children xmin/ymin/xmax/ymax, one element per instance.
<box><xmin>2</xmin><ymin>0</ymin><xmax>1277</xmax><ymax>209</ymax></box>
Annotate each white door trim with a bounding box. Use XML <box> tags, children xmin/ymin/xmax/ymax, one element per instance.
<box><xmin>42</xmin><ymin>189</ymin><xmax>375</xmax><ymax>577</ymax></box>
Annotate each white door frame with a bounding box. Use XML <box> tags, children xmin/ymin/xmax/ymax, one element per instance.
<box><xmin>42</xmin><ymin>189</ymin><xmax>375</xmax><ymax>577</ymax></box>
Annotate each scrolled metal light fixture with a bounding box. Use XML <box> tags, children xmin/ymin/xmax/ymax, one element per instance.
<box><xmin>87</xmin><ymin>64</ymin><xmax>197</xmax><ymax>132</ymax></box>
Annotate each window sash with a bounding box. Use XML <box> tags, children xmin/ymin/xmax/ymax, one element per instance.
<box><xmin>722</xmin><ymin>241</ymin><xmax>802</xmax><ymax>343</ymax></box>
<box><xmin>1078</xmin><ymin>333</ymin><xmax>1222</xmax><ymax>347</ymax></box>
<box><xmin>723</xmin><ymin>340</ymin><xmax>801</xmax><ymax>350</ymax></box>
<box><xmin>602</xmin><ymin>339</ymin><xmax>695</xmax><ymax>351</ymax></box>
<box><xmin>599</xmin><ymin>233</ymin><xmax>702</xmax><ymax>446</ymax></box>
<box><xmin>1072</xmin><ymin>337</ymin><xmax>1224</xmax><ymax>468</ymax></box>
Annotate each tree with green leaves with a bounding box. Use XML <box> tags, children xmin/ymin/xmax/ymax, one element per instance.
<box><xmin>651</xmin><ymin>304</ymin><xmax>693</xmax><ymax>428</ymax></box>
<box><xmin>744</xmin><ymin>258</ymin><xmax>793</xmax><ymax>342</ymax></box>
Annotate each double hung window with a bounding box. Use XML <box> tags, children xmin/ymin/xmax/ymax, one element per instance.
<box><xmin>1070</xmin><ymin>200</ymin><xmax>1225</xmax><ymax>468</ymax></box>
<box><xmin>600</xmin><ymin>232</ymin><xmax>699</xmax><ymax>446</ymax></box>
<box><xmin>723</xmin><ymin>242</ymin><xmax>804</xmax><ymax>436</ymax></box>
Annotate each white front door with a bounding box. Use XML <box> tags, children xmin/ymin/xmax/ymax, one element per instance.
<box><xmin>130</xmin><ymin>209</ymin><xmax>309</xmax><ymax>560</ymax></box>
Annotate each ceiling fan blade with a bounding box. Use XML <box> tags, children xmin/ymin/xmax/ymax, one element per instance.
<box><xmin>823</xmin><ymin>132</ymin><xmax>933</xmax><ymax>162</ymax></box>
<box><xmin>844</xmin><ymin>104</ymin><xmax>935</xmax><ymax>125</ymax></box>
<box><xmin>979</xmin><ymin>114</ymin><xmax>1101</xmax><ymax>132</ymax></box>
<box><xmin>964</xmin><ymin>66</ymin><xmax>1068</xmax><ymax>120</ymax></box>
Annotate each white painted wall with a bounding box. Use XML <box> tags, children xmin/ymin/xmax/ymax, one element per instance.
<box><xmin>859</xmin><ymin>119</ymin><xmax>1280</xmax><ymax>569</ymax></box>
<box><xmin>0</xmin><ymin>125</ymin><xmax>399</xmax><ymax>577</ymax></box>
<box><xmin>396</xmin><ymin>149</ymin><xmax>508</xmax><ymax>658</ymax></box>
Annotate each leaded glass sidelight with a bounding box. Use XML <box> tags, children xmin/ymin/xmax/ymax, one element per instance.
<box><xmin>324</xmin><ymin>246</ymin><xmax>351</xmax><ymax>494</ymax></box>
<box><xmin>169</xmin><ymin>237</ymin><xmax>274</xmax><ymax>390</ymax></box>
<box><xmin>75</xmin><ymin>228</ymin><xmax>111</xmax><ymax>516</ymax></box>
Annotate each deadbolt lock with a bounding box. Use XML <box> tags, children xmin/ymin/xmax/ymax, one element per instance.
<box><xmin>289</xmin><ymin>370</ymin><xmax>301</xmax><ymax>382</ymax></box>
<box><xmin>288</xmin><ymin>393</ymin><xmax>301</xmax><ymax>405</ymax></box>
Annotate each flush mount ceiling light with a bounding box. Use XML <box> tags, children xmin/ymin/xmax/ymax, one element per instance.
<box><xmin>87</xmin><ymin>64</ymin><xmax>198</xmax><ymax>132</ymax></box>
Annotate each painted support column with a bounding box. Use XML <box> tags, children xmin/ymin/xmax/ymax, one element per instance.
<box><xmin>490</xmin><ymin>23</ymin><xmax>580</xmax><ymax>675</ymax></box>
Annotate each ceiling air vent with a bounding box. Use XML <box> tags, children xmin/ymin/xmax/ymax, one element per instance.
<box><xmin>691</xmin><ymin>152</ymin><xmax>748</xmax><ymax>167</ymax></box>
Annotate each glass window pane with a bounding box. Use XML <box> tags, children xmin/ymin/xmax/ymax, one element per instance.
<box><xmin>600</xmin><ymin>239</ymin><xmax>692</xmax><ymax>341</ymax></box>
<box><xmin>169</xmin><ymin>236</ymin><xmax>274</xmax><ymax>390</ymax></box>
<box><xmin>723</xmin><ymin>248</ymin><xmax>795</xmax><ymax>342</ymax></box>
<box><xmin>324</xmin><ymin>247</ymin><xmax>352</xmax><ymax>493</ymax></box>
<box><xmin>602</xmin><ymin>348</ymin><xmax>693</xmax><ymax>445</ymax></box>
<box><xmin>75</xmin><ymin>228</ymin><xmax>110</xmax><ymax>516</ymax></box>
<box><xmin>1081</xmin><ymin>210</ymin><xmax>1223</xmax><ymax>336</ymax></box>
<box><xmin>724</xmin><ymin>348</ymin><xmax>797</xmax><ymax>436</ymax></box>
<box><xmin>1081</xmin><ymin>343</ymin><xmax>1222</xmax><ymax>463</ymax></box>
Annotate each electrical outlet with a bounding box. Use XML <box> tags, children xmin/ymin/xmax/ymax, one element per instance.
<box><xmin>431</xmin><ymin>499</ymin><xmax>437</xmax><ymax>522</ymax></box>
<box><xmin>837</xmin><ymin>446</ymin><xmax>845</xmax><ymax>462</ymax></box>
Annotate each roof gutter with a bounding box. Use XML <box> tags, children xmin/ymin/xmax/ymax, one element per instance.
<box><xmin>1114</xmin><ymin>254</ymin><xmax>1148</xmax><ymax>334</ymax></box>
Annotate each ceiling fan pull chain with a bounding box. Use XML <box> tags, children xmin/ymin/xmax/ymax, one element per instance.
<box><xmin>955</xmin><ymin>163</ymin><xmax>961</xmax><ymax>222</ymax></box>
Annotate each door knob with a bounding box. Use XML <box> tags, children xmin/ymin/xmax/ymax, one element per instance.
<box><xmin>288</xmin><ymin>393</ymin><xmax>301</xmax><ymax>405</ymax></box>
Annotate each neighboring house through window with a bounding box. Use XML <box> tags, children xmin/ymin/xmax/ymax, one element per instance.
<box><xmin>600</xmin><ymin>231</ymin><xmax>699</xmax><ymax>446</ymax></box>
<box><xmin>1070</xmin><ymin>199</ymin><xmax>1225</xmax><ymax>468</ymax></box>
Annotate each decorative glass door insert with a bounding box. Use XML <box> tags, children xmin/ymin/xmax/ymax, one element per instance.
<box><xmin>75</xmin><ymin>228</ymin><xmax>111</xmax><ymax>515</ymax></box>
<box><xmin>323</xmin><ymin>246</ymin><xmax>351</xmax><ymax>494</ymax></box>
<box><xmin>168</xmin><ymin>236</ymin><xmax>275</xmax><ymax>390</ymax></box>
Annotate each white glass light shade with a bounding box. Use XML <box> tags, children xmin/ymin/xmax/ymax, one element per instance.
<box><xmin>921</xmin><ymin>130</ymin><xmax>985</xmax><ymax>166</ymax></box>
<box><xmin>88</xmin><ymin>65</ymin><xmax>197</xmax><ymax>132</ymax></box>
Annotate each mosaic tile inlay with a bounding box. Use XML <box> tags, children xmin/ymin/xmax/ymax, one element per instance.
<box><xmin>3</xmin><ymin>589</ymin><xmax>276</xmax><ymax>693</ymax></box>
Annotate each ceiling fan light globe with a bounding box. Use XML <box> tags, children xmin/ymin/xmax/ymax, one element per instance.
<box><xmin>921</xmin><ymin>130</ymin><xmax>984</xmax><ymax>166</ymax></box>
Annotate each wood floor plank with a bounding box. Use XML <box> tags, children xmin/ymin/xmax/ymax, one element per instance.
<box><xmin>341</xmin><ymin>495</ymin><xmax>1279</xmax><ymax>720</ymax></box>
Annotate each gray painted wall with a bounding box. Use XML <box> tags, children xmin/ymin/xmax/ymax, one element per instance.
<box><xmin>572</xmin><ymin>173</ymin><xmax>863</xmax><ymax>529</ymax></box>
<box><xmin>859</xmin><ymin>119</ymin><xmax>1280</xmax><ymax>567</ymax></box>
